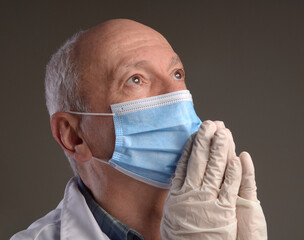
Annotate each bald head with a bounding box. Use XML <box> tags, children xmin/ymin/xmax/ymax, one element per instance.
<box><xmin>74</xmin><ymin>19</ymin><xmax>173</xmax><ymax>86</ymax></box>
<box><xmin>77</xmin><ymin>19</ymin><xmax>170</xmax><ymax>55</ymax></box>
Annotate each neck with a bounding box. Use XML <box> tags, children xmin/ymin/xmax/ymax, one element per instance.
<box><xmin>80</xmin><ymin>162</ymin><xmax>168</xmax><ymax>240</ymax></box>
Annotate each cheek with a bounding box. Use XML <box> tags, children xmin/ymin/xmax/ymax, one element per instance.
<box><xmin>116</xmin><ymin>85</ymin><xmax>151</xmax><ymax>103</ymax></box>
<box><xmin>97</xmin><ymin>117</ymin><xmax>116</xmax><ymax>159</ymax></box>
<box><xmin>84</xmin><ymin>117</ymin><xmax>116</xmax><ymax>160</ymax></box>
<box><xmin>103</xmin><ymin>117</ymin><xmax>116</xmax><ymax>157</ymax></box>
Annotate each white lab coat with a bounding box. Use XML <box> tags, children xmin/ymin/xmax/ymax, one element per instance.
<box><xmin>11</xmin><ymin>177</ymin><xmax>110</xmax><ymax>240</ymax></box>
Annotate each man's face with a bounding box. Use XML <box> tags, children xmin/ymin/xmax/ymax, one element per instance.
<box><xmin>78</xmin><ymin>20</ymin><xmax>187</xmax><ymax>160</ymax></box>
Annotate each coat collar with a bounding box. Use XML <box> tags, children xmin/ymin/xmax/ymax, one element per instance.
<box><xmin>60</xmin><ymin>177</ymin><xmax>110</xmax><ymax>240</ymax></box>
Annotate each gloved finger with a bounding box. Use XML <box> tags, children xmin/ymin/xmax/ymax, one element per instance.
<box><xmin>200</xmin><ymin>128</ymin><xmax>229</xmax><ymax>200</ymax></box>
<box><xmin>226</xmin><ymin>128</ymin><xmax>237</xmax><ymax>160</ymax></box>
<box><xmin>218</xmin><ymin>156</ymin><xmax>242</xmax><ymax>207</ymax></box>
<box><xmin>214</xmin><ymin>120</ymin><xmax>225</xmax><ymax>129</ymax></box>
<box><xmin>182</xmin><ymin>120</ymin><xmax>217</xmax><ymax>190</ymax></box>
<box><xmin>170</xmin><ymin>132</ymin><xmax>196</xmax><ymax>191</ymax></box>
<box><xmin>215</xmin><ymin>120</ymin><xmax>238</xmax><ymax>162</ymax></box>
<box><xmin>238</xmin><ymin>151</ymin><xmax>258</xmax><ymax>202</ymax></box>
<box><xmin>214</xmin><ymin>121</ymin><xmax>236</xmax><ymax>160</ymax></box>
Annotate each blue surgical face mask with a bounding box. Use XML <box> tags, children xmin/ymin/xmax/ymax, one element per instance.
<box><xmin>68</xmin><ymin>90</ymin><xmax>202</xmax><ymax>189</ymax></box>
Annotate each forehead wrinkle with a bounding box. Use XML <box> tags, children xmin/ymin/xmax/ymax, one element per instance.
<box><xmin>112</xmin><ymin>52</ymin><xmax>150</xmax><ymax>73</ymax></box>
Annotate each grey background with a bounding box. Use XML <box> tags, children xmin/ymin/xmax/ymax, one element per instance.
<box><xmin>1</xmin><ymin>1</ymin><xmax>303</xmax><ymax>239</ymax></box>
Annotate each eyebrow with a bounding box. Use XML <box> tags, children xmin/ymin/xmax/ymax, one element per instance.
<box><xmin>125</xmin><ymin>55</ymin><xmax>182</xmax><ymax>70</ymax></box>
<box><xmin>167</xmin><ymin>55</ymin><xmax>183</xmax><ymax>71</ymax></box>
<box><xmin>132</xmin><ymin>60</ymin><xmax>149</xmax><ymax>68</ymax></box>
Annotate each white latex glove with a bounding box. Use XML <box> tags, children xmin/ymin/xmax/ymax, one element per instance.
<box><xmin>215</xmin><ymin>123</ymin><xmax>268</xmax><ymax>239</ymax></box>
<box><xmin>236</xmin><ymin>152</ymin><xmax>267</xmax><ymax>240</ymax></box>
<box><xmin>160</xmin><ymin>120</ymin><xmax>242</xmax><ymax>240</ymax></box>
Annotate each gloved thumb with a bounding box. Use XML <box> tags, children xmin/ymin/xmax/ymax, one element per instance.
<box><xmin>238</xmin><ymin>152</ymin><xmax>258</xmax><ymax>202</ymax></box>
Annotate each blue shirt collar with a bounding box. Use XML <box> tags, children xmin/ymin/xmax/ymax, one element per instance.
<box><xmin>77</xmin><ymin>177</ymin><xmax>145</xmax><ymax>240</ymax></box>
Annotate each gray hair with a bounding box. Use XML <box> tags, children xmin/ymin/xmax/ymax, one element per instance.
<box><xmin>45</xmin><ymin>30</ymin><xmax>89</xmax><ymax>175</ymax></box>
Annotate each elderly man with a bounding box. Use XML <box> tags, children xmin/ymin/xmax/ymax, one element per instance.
<box><xmin>11</xmin><ymin>19</ymin><xmax>267</xmax><ymax>240</ymax></box>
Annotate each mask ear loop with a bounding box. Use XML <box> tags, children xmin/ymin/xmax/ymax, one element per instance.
<box><xmin>65</xmin><ymin>110</ymin><xmax>116</xmax><ymax>164</ymax></box>
<box><xmin>92</xmin><ymin>156</ymin><xmax>111</xmax><ymax>165</ymax></box>
<box><xmin>66</xmin><ymin>111</ymin><xmax>115</xmax><ymax>116</ymax></box>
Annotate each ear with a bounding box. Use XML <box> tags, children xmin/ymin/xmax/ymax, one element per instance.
<box><xmin>50</xmin><ymin>112</ymin><xmax>92</xmax><ymax>162</ymax></box>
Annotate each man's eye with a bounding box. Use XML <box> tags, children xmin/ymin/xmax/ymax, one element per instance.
<box><xmin>173</xmin><ymin>69</ymin><xmax>184</xmax><ymax>80</ymax></box>
<box><xmin>126</xmin><ymin>75</ymin><xmax>142</xmax><ymax>85</ymax></box>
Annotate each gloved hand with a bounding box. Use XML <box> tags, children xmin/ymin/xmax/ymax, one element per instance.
<box><xmin>160</xmin><ymin>120</ymin><xmax>242</xmax><ymax>239</ymax></box>
<box><xmin>236</xmin><ymin>152</ymin><xmax>267</xmax><ymax>240</ymax></box>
